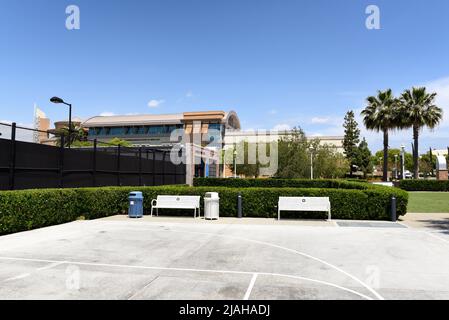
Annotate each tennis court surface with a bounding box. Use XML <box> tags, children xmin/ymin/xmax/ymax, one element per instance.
<box><xmin>1</xmin><ymin>216</ymin><xmax>449</xmax><ymax>300</ymax></box>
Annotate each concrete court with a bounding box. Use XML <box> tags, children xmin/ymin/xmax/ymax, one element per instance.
<box><xmin>0</xmin><ymin>215</ymin><xmax>449</xmax><ymax>300</ymax></box>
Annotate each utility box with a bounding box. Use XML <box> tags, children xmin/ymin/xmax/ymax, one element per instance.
<box><xmin>204</xmin><ymin>192</ymin><xmax>220</xmax><ymax>220</ymax></box>
<box><xmin>128</xmin><ymin>191</ymin><xmax>144</xmax><ymax>218</ymax></box>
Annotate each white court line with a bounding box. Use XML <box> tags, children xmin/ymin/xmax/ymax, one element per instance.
<box><xmin>143</xmin><ymin>227</ymin><xmax>384</xmax><ymax>300</ymax></box>
<box><xmin>395</xmin><ymin>222</ymin><xmax>449</xmax><ymax>246</ymax></box>
<box><xmin>423</xmin><ymin>231</ymin><xmax>449</xmax><ymax>245</ymax></box>
<box><xmin>2</xmin><ymin>261</ymin><xmax>66</xmax><ymax>283</ymax></box>
<box><xmin>37</xmin><ymin>261</ymin><xmax>66</xmax><ymax>271</ymax></box>
<box><xmin>3</xmin><ymin>273</ymin><xmax>31</xmax><ymax>282</ymax></box>
<box><xmin>0</xmin><ymin>256</ymin><xmax>373</xmax><ymax>300</ymax></box>
<box><xmin>243</xmin><ymin>273</ymin><xmax>258</xmax><ymax>300</ymax></box>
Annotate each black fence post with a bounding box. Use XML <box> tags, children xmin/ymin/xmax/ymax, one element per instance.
<box><xmin>92</xmin><ymin>139</ymin><xmax>97</xmax><ymax>187</ymax></box>
<box><xmin>117</xmin><ymin>145</ymin><xmax>121</xmax><ymax>186</ymax></box>
<box><xmin>237</xmin><ymin>192</ymin><xmax>243</xmax><ymax>218</ymax></box>
<box><xmin>138</xmin><ymin>146</ymin><xmax>143</xmax><ymax>186</ymax></box>
<box><xmin>391</xmin><ymin>196</ymin><xmax>397</xmax><ymax>222</ymax></box>
<box><xmin>8</xmin><ymin>122</ymin><xmax>17</xmax><ymax>190</ymax></box>
<box><xmin>162</xmin><ymin>151</ymin><xmax>166</xmax><ymax>185</ymax></box>
<box><xmin>59</xmin><ymin>135</ymin><xmax>65</xmax><ymax>188</ymax></box>
<box><xmin>152</xmin><ymin>150</ymin><xmax>156</xmax><ymax>186</ymax></box>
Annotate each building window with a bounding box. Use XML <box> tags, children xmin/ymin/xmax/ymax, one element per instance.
<box><xmin>110</xmin><ymin>127</ymin><xmax>124</xmax><ymax>136</ymax></box>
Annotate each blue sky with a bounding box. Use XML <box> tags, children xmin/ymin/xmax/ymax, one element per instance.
<box><xmin>1</xmin><ymin>0</ymin><xmax>449</xmax><ymax>153</ymax></box>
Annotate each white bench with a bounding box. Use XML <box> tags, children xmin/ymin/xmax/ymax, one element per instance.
<box><xmin>278</xmin><ymin>197</ymin><xmax>331</xmax><ymax>221</ymax></box>
<box><xmin>151</xmin><ymin>195</ymin><xmax>201</xmax><ymax>218</ymax></box>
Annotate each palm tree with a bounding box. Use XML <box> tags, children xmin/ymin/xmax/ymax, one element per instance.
<box><xmin>55</xmin><ymin>125</ymin><xmax>87</xmax><ymax>147</ymax></box>
<box><xmin>399</xmin><ymin>87</ymin><xmax>443</xmax><ymax>179</ymax></box>
<box><xmin>361</xmin><ymin>89</ymin><xmax>399</xmax><ymax>181</ymax></box>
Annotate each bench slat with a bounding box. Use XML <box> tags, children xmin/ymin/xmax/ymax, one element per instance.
<box><xmin>278</xmin><ymin>197</ymin><xmax>331</xmax><ymax>221</ymax></box>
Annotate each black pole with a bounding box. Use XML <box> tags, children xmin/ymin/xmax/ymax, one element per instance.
<box><xmin>138</xmin><ymin>146</ymin><xmax>143</xmax><ymax>186</ymax></box>
<box><xmin>9</xmin><ymin>122</ymin><xmax>17</xmax><ymax>190</ymax></box>
<box><xmin>162</xmin><ymin>151</ymin><xmax>166</xmax><ymax>185</ymax></box>
<box><xmin>68</xmin><ymin>103</ymin><xmax>72</xmax><ymax>149</ymax></box>
<box><xmin>152</xmin><ymin>150</ymin><xmax>156</xmax><ymax>186</ymax></box>
<box><xmin>391</xmin><ymin>196</ymin><xmax>397</xmax><ymax>222</ymax></box>
<box><xmin>237</xmin><ymin>192</ymin><xmax>243</xmax><ymax>218</ymax></box>
<box><xmin>117</xmin><ymin>145</ymin><xmax>121</xmax><ymax>186</ymax></box>
<box><xmin>93</xmin><ymin>139</ymin><xmax>97</xmax><ymax>187</ymax></box>
<box><xmin>59</xmin><ymin>135</ymin><xmax>65</xmax><ymax>188</ymax></box>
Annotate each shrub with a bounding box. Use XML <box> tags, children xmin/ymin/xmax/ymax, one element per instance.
<box><xmin>399</xmin><ymin>180</ymin><xmax>449</xmax><ymax>192</ymax></box>
<box><xmin>0</xmin><ymin>184</ymin><xmax>408</xmax><ymax>235</ymax></box>
<box><xmin>193</xmin><ymin>178</ymin><xmax>371</xmax><ymax>190</ymax></box>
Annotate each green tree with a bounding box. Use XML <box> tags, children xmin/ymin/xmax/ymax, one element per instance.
<box><xmin>374</xmin><ymin>149</ymin><xmax>413</xmax><ymax>172</ymax></box>
<box><xmin>354</xmin><ymin>138</ymin><xmax>372</xmax><ymax>178</ymax></box>
<box><xmin>55</xmin><ymin>125</ymin><xmax>87</xmax><ymax>147</ymax></box>
<box><xmin>361</xmin><ymin>89</ymin><xmax>399</xmax><ymax>181</ymax></box>
<box><xmin>107</xmin><ymin>137</ymin><xmax>132</xmax><ymax>147</ymax></box>
<box><xmin>226</xmin><ymin>141</ymin><xmax>269</xmax><ymax>178</ymax></box>
<box><xmin>419</xmin><ymin>152</ymin><xmax>437</xmax><ymax>178</ymax></box>
<box><xmin>399</xmin><ymin>87</ymin><xmax>443</xmax><ymax>179</ymax></box>
<box><xmin>342</xmin><ymin>110</ymin><xmax>360</xmax><ymax>177</ymax></box>
<box><xmin>274</xmin><ymin>127</ymin><xmax>348</xmax><ymax>179</ymax></box>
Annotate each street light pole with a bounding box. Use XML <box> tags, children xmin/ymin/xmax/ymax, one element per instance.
<box><xmin>50</xmin><ymin>97</ymin><xmax>73</xmax><ymax>149</ymax></box>
<box><xmin>400</xmin><ymin>145</ymin><xmax>405</xmax><ymax>180</ymax></box>
<box><xmin>309</xmin><ymin>146</ymin><xmax>314</xmax><ymax>180</ymax></box>
<box><xmin>233</xmin><ymin>149</ymin><xmax>237</xmax><ymax>178</ymax></box>
<box><xmin>394</xmin><ymin>154</ymin><xmax>398</xmax><ymax>180</ymax></box>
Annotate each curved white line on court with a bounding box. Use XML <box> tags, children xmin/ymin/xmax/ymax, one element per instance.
<box><xmin>423</xmin><ymin>231</ymin><xmax>449</xmax><ymax>246</ymax></box>
<box><xmin>0</xmin><ymin>256</ymin><xmax>373</xmax><ymax>300</ymax></box>
<box><xmin>140</xmin><ymin>226</ymin><xmax>384</xmax><ymax>300</ymax></box>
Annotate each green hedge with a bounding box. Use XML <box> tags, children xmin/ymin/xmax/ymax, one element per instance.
<box><xmin>0</xmin><ymin>185</ymin><xmax>408</xmax><ymax>235</ymax></box>
<box><xmin>194</xmin><ymin>178</ymin><xmax>371</xmax><ymax>190</ymax></box>
<box><xmin>399</xmin><ymin>180</ymin><xmax>449</xmax><ymax>192</ymax></box>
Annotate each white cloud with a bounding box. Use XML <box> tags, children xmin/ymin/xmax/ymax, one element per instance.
<box><xmin>311</xmin><ymin>117</ymin><xmax>330</xmax><ymax>124</ymax></box>
<box><xmin>425</xmin><ymin>77</ymin><xmax>449</xmax><ymax>126</ymax></box>
<box><xmin>148</xmin><ymin>99</ymin><xmax>165</xmax><ymax>108</ymax></box>
<box><xmin>272</xmin><ymin>124</ymin><xmax>291</xmax><ymax>131</ymax></box>
<box><xmin>99</xmin><ymin>112</ymin><xmax>115</xmax><ymax>117</ymax></box>
<box><xmin>268</xmin><ymin>109</ymin><xmax>278</xmax><ymax>115</ymax></box>
<box><xmin>186</xmin><ymin>91</ymin><xmax>194</xmax><ymax>98</ymax></box>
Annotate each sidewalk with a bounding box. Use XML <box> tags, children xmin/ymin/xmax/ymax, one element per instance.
<box><xmin>100</xmin><ymin>215</ymin><xmax>336</xmax><ymax>227</ymax></box>
<box><xmin>399</xmin><ymin>213</ymin><xmax>449</xmax><ymax>230</ymax></box>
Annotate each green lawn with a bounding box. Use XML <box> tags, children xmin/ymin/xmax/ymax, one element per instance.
<box><xmin>408</xmin><ymin>192</ymin><xmax>449</xmax><ymax>213</ymax></box>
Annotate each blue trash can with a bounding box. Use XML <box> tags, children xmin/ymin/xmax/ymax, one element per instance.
<box><xmin>128</xmin><ymin>191</ymin><xmax>144</xmax><ymax>218</ymax></box>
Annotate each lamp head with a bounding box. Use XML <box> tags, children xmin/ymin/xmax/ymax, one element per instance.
<box><xmin>50</xmin><ymin>96</ymin><xmax>64</xmax><ymax>104</ymax></box>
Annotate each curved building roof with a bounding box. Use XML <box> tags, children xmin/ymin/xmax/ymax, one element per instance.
<box><xmin>82</xmin><ymin>113</ymin><xmax>184</xmax><ymax>127</ymax></box>
<box><xmin>82</xmin><ymin>110</ymin><xmax>241</xmax><ymax>130</ymax></box>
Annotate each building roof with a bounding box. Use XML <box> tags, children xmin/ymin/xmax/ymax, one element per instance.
<box><xmin>82</xmin><ymin>113</ymin><xmax>184</xmax><ymax>127</ymax></box>
<box><xmin>82</xmin><ymin>110</ymin><xmax>241</xmax><ymax>129</ymax></box>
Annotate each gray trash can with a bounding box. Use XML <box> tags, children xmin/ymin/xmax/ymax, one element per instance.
<box><xmin>128</xmin><ymin>191</ymin><xmax>144</xmax><ymax>218</ymax></box>
<box><xmin>204</xmin><ymin>192</ymin><xmax>220</xmax><ymax>220</ymax></box>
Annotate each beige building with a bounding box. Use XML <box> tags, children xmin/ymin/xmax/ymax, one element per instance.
<box><xmin>223</xmin><ymin>130</ymin><xmax>344</xmax><ymax>153</ymax></box>
<box><xmin>36</xmin><ymin>109</ymin><xmax>344</xmax><ymax>182</ymax></box>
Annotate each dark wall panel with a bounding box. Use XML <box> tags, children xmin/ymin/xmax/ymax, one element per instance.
<box><xmin>0</xmin><ymin>137</ymin><xmax>185</xmax><ymax>190</ymax></box>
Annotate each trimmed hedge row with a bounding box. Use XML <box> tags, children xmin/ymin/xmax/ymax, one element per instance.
<box><xmin>193</xmin><ymin>178</ymin><xmax>371</xmax><ymax>190</ymax></box>
<box><xmin>399</xmin><ymin>180</ymin><xmax>449</xmax><ymax>192</ymax></box>
<box><xmin>0</xmin><ymin>185</ymin><xmax>408</xmax><ymax>235</ymax></box>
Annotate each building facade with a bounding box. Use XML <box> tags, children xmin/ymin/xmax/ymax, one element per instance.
<box><xmin>36</xmin><ymin>109</ymin><xmax>345</xmax><ymax>182</ymax></box>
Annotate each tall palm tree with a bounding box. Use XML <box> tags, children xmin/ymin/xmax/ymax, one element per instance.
<box><xmin>399</xmin><ymin>87</ymin><xmax>443</xmax><ymax>179</ymax></box>
<box><xmin>361</xmin><ymin>89</ymin><xmax>399</xmax><ymax>181</ymax></box>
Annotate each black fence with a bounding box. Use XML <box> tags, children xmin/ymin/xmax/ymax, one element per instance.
<box><xmin>0</xmin><ymin>122</ymin><xmax>186</xmax><ymax>190</ymax></box>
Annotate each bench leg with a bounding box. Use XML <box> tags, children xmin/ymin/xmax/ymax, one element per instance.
<box><xmin>198</xmin><ymin>206</ymin><xmax>201</xmax><ymax>219</ymax></box>
<box><xmin>328</xmin><ymin>210</ymin><xmax>331</xmax><ymax>221</ymax></box>
<box><xmin>151</xmin><ymin>206</ymin><xmax>153</xmax><ymax>217</ymax></box>
<box><xmin>278</xmin><ymin>209</ymin><xmax>280</xmax><ymax>221</ymax></box>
